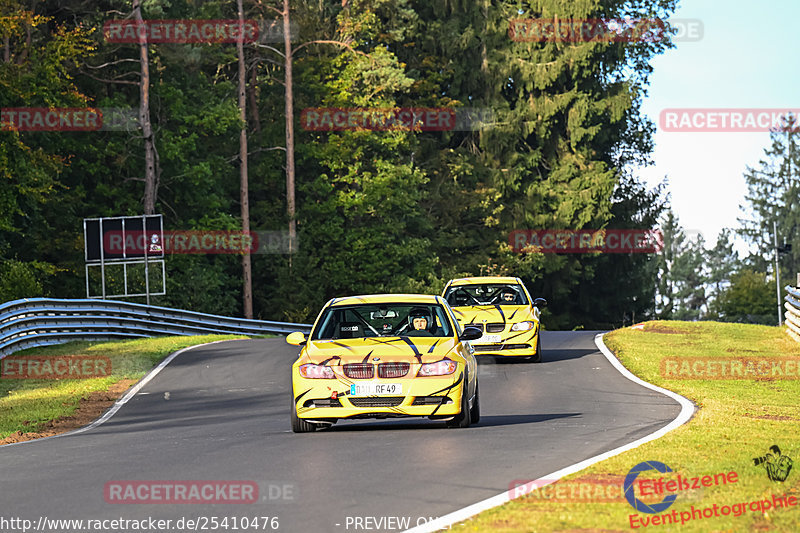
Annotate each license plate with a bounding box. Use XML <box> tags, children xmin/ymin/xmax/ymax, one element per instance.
<box><xmin>350</xmin><ymin>383</ymin><xmax>403</xmax><ymax>396</ymax></box>
<box><xmin>479</xmin><ymin>334</ymin><xmax>501</xmax><ymax>343</ymax></box>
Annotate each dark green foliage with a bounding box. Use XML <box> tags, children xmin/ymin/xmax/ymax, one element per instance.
<box><xmin>1</xmin><ymin>0</ymin><xmax>677</xmax><ymax>327</ymax></box>
<box><xmin>738</xmin><ymin>116</ymin><xmax>800</xmax><ymax>278</ymax></box>
<box><xmin>713</xmin><ymin>270</ymin><xmax>777</xmax><ymax>325</ymax></box>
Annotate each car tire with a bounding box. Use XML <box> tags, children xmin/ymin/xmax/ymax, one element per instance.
<box><xmin>447</xmin><ymin>371</ymin><xmax>472</xmax><ymax>429</ymax></box>
<box><xmin>290</xmin><ymin>394</ymin><xmax>316</xmax><ymax>433</ymax></box>
<box><xmin>469</xmin><ymin>380</ymin><xmax>480</xmax><ymax>424</ymax></box>
<box><xmin>529</xmin><ymin>333</ymin><xmax>543</xmax><ymax>363</ymax></box>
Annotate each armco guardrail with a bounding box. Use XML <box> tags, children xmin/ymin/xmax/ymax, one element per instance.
<box><xmin>0</xmin><ymin>298</ymin><xmax>312</xmax><ymax>358</ymax></box>
<box><xmin>785</xmin><ymin>286</ymin><xmax>800</xmax><ymax>344</ymax></box>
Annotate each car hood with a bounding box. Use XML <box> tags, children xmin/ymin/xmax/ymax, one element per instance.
<box><xmin>451</xmin><ymin>305</ymin><xmax>536</xmax><ymax>325</ymax></box>
<box><xmin>302</xmin><ymin>336</ymin><xmax>459</xmax><ymax>364</ymax></box>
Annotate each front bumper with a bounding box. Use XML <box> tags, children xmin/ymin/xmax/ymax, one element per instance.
<box><xmin>293</xmin><ymin>373</ymin><xmax>466</xmax><ymax>420</ymax></box>
<box><xmin>468</xmin><ymin>326</ymin><xmax>539</xmax><ymax>357</ymax></box>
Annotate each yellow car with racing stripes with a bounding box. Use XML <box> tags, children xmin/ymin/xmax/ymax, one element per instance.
<box><xmin>442</xmin><ymin>276</ymin><xmax>546</xmax><ymax>363</ymax></box>
<box><xmin>286</xmin><ymin>294</ymin><xmax>481</xmax><ymax>432</ymax></box>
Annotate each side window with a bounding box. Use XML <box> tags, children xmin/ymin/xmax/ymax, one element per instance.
<box><xmin>313</xmin><ymin>309</ymin><xmax>338</xmax><ymax>340</ymax></box>
<box><xmin>444</xmin><ymin>305</ymin><xmax>461</xmax><ymax>336</ymax></box>
<box><xmin>516</xmin><ymin>283</ymin><xmax>532</xmax><ymax>305</ymax></box>
<box><xmin>432</xmin><ymin>306</ymin><xmax>447</xmax><ymax>336</ymax></box>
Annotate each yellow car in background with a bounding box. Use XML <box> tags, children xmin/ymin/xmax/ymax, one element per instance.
<box><xmin>286</xmin><ymin>294</ymin><xmax>481</xmax><ymax>432</ymax></box>
<box><xmin>442</xmin><ymin>276</ymin><xmax>546</xmax><ymax>363</ymax></box>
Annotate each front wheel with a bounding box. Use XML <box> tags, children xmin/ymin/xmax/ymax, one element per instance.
<box><xmin>447</xmin><ymin>371</ymin><xmax>472</xmax><ymax>429</ymax></box>
<box><xmin>290</xmin><ymin>395</ymin><xmax>316</xmax><ymax>433</ymax></box>
<box><xmin>469</xmin><ymin>380</ymin><xmax>480</xmax><ymax>424</ymax></box>
<box><xmin>528</xmin><ymin>333</ymin><xmax>543</xmax><ymax>363</ymax></box>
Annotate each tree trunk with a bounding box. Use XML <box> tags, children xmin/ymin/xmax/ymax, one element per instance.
<box><xmin>237</xmin><ymin>0</ymin><xmax>253</xmax><ymax>319</ymax></box>
<box><xmin>134</xmin><ymin>0</ymin><xmax>158</xmax><ymax>214</ymax></box>
<box><xmin>249</xmin><ymin>66</ymin><xmax>261</xmax><ymax>133</ymax></box>
<box><xmin>283</xmin><ymin>0</ymin><xmax>296</xmax><ymax>267</ymax></box>
<box><xmin>19</xmin><ymin>17</ymin><xmax>30</xmax><ymax>62</ymax></box>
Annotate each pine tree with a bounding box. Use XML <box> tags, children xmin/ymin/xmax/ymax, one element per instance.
<box><xmin>672</xmin><ymin>233</ymin><xmax>707</xmax><ymax>320</ymax></box>
<box><xmin>705</xmin><ymin>228</ymin><xmax>740</xmax><ymax>318</ymax></box>
<box><xmin>738</xmin><ymin>113</ymin><xmax>800</xmax><ymax>279</ymax></box>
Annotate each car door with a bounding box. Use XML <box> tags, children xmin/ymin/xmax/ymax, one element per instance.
<box><xmin>442</xmin><ymin>299</ymin><xmax>477</xmax><ymax>396</ymax></box>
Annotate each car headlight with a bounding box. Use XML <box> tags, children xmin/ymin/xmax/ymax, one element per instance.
<box><xmin>417</xmin><ymin>359</ymin><xmax>457</xmax><ymax>377</ymax></box>
<box><xmin>299</xmin><ymin>363</ymin><xmax>335</xmax><ymax>379</ymax></box>
<box><xmin>510</xmin><ymin>321</ymin><xmax>535</xmax><ymax>332</ymax></box>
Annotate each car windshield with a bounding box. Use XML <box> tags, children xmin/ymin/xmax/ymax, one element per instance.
<box><xmin>444</xmin><ymin>284</ymin><xmax>529</xmax><ymax>306</ymax></box>
<box><xmin>311</xmin><ymin>303</ymin><xmax>454</xmax><ymax>340</ymax></box>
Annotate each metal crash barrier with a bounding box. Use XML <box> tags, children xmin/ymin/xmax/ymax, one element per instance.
<box><xmin>785</xmin><ymin>286</ymin><xmax>800</xmax><ymax>344</ymax></box>
<box><xmin>0</xmin><ymin>298</ymin><xmax>312</xmax><ymax>358</ymax></box>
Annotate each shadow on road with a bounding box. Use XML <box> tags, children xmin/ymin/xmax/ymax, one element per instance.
<box><xmin>473</xmin><ymin>412</ymin><xmax>582</xmax><ymax>427</ymax></box>
<box><xmin>322</xmin><ymin>412</ymin><xmax>581</xmax><ymax>432</ymax></box>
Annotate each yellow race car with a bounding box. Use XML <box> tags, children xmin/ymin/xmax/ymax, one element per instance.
<box><xmin>442</xmin><ymin>276</ymin><xmax>546</xmax><ymax>362</ymax></box>
<box><xmin>286</xmin><ymin>294</ymin><xmax>481</xmax><ymax>432</ymax></box>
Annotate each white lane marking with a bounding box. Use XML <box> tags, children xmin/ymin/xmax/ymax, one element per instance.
<box><xmin>0</xmin><ymin>339</ymin><xmax>238</xmax><ymax>448</ymax></box>
<box><xmin>401</xmin><ymin>332</ymin><xmax>696</xmax><ymax>533</ymax></box>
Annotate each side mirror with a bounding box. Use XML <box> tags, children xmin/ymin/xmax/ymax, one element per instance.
<box><xmin>286</xmin><ymin>331</ymin><xmax>307</xmax><ymax>346</ymax></box>
<box><xmin>533</xmin><ymin>298</ymin><xmax>547</xmax><ymax>308</ymax></box>
<box><xmin>459</xmin><ymin>326</ymin><xmax>483</xmax><ymax>341</ymax></box>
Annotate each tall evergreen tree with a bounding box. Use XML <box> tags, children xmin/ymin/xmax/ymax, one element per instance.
<box><xmin>738</xmin><ymin>113</ymin><xmax>800</xmax><ymax>278</ymax></box>
<box><xmin>573</xmin><ymin>174</ymin><xmax>667</xmax><ymax>328</ymax></box>
<box><xmin>655</xmin><ymin>209</ymin><xmax>685</xmax><ymax>319</ymax></box>
<box><xmin>705</xmin><ymin>228</ymin><xmax>740</xmax><ymax>318</ymax></box>
<box><xmin>671</xmin><ymin>232</ymin><xmax>707</xmax><ymax>320</ymax></box>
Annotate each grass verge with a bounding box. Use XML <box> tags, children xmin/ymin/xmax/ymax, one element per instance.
<box><xmin>451</xmin><ymin>321</ymin><xmax>800</xmax><ymax>532</ymax></box>
<box><xmin>0</xmin><ymin>335</ymin><xmax>251</xmax><ymax>442</ymax></box>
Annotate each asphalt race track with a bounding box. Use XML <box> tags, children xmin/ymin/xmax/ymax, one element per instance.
<box><xmin>0</xmin><ymin>332</ymin><xmax>682</xmax><ymax>533</ymax></box>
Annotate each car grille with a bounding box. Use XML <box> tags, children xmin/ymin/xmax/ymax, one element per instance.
<box><xmin>472</xmin><ymin>343</ymin><xmax>531</xmax><ymax>352</ymax></box>
<box><xmin>463</xmin><ymin>323</ymin><xmax>483</xmax><ymax>332</ymax></box>
<box><xmin>378</xmin><ymin>362</ymin><xmax>410</xmax><ymax>378</ymax></box>
<box><xmin>485</xmin><ymin>323</ymin><xmax>506</xmax><ymax>333</ymax></box>
<box><xmin>304</xmin><ymin>398</ymin><xmax>342</xmax><ymax>408</ymax></box>
<box><xmin>471</xmin><ymin>344</ymin><xmax>503</xmax><ymax>351</ymax></box>
<box><xmin>343</xmin><ymin>363</ymin><xmax>374</xmax><ymax>379</ymax></box>
<box><xmin>412</xmin><ymin>396</ymin><xmax>453</xmax><ymax>405</ymax></box>
<box><xmin>349</xmin><ymin>397</ymin><xmax>405</xmax><ymax>407</ymax></box>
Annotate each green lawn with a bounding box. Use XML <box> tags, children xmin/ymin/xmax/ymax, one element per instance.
<box><xmin>0</xmin><ymin>335</ymin><xmax>250</xmax><ymax>439</ymax></box>
<box><xmin>451</xmin><ymin>321</ymin><xmax>800</xmax><ymax>532</ymax></box>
